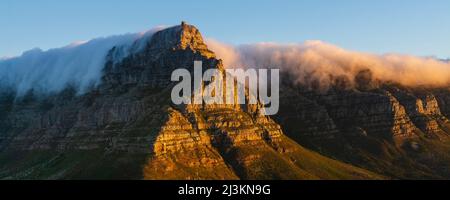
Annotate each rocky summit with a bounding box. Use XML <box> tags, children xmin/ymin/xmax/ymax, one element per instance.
<box><xmin>0</xmin><ymin>22</ymin><xmax>449</xmax><ymax>179</ymax></box>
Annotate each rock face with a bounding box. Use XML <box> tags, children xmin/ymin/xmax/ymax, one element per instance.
<box><xmin>102</xmin><ymin>23</ymin><xmax>217</xmax><ymax>89</ymax></box>
<box><xmin>275</xmin><ymin>76</ymin><xmax>450</xmax><ymax>179</ymax></box>
<box><xmin>0</xmin><ymin>23</ymin><xmax>379</xmax><ymax>180</ymax></box>
<box><xmin>388</xmin><ymin>88</ymin><xmax>446</xmax><ymax>137</ymax></box>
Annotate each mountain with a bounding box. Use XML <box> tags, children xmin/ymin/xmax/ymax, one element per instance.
<box><xmin>0</xmin><ymin>22</ymin><xmax>381</xmax><ymax>180</ymax></box>
<box><xmin>1</xmin><ymin>22</ymin><xmax>450</xmax><ymax>180</ymax></box>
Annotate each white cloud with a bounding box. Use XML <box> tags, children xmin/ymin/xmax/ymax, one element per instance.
<box><xmin>0</xmin><ymin>26</ymin><xmax>165</xmax><ymax>96</ymax></box>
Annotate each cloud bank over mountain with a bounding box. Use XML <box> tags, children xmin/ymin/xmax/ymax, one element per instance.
<box><xmin>1</xmin><ymin>27</ymin><xmax>449</xmax><ymax>98</ymax></box>
<box><xmin>206</xmin><ymin>39</ymin><xmax>450</xmax><ymax>90</ymax></box>
<box><xmin>0</xmin><ymin>27</ymin><xmax>165</xmax><ymax>96</ymax></box>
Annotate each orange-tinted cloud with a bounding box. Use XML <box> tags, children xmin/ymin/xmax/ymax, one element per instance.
<box><xmin>206</xmin><ymin>39</ymin><xmax>450</xmax><ymax>89</ymax></box>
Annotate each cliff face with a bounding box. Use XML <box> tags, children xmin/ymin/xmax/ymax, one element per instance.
<box><xmin>275</xmin><ymin>74</ymin><xmax>450</xmax><ymax>179</ymax></box>
<box><xmin>0</xmin><ymin>23</ymin><xmax>379</xmax><ymax>180</ymax></box>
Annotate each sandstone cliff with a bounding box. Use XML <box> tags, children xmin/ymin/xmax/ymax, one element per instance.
<box><xmin>275</xmin><ymin>73</ymin><xmax>450</xmax><ymax>179</ymax></box>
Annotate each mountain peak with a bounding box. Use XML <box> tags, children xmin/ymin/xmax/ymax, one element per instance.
<box><xmin>147</xmin><ymin>22</ymin><xmax>215</xmax><ymax>58</ymax></box>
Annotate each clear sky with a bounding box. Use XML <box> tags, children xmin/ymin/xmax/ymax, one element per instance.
<box><xmin>1</xmin><ymin>0</ymin><xmax>449</xmax><ymax>58</ymax></box>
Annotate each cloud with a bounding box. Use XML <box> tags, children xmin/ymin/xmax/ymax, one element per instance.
<box><xmin>204</xmin><ymin>39</ymin><xmax>242</xmax><ymax>69</ymax></box>
<box><xmin>0</xmin><ymin>26</ymin><xmax>165</xmax><ymax>97</ymax></box>
<box><xmin>206</xmin><ymin>39</ymin><xmax>450</xmax><ymax>90</ymax></box>
<box><xmin>2</xmin><ymin>29</ymin><xmax>449</xmax><ymax>98</ymax></box>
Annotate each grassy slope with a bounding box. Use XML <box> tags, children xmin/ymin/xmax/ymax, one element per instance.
<box><xmin>227</xmin><ymin>136</ymin><xmax>384</xmax><ymax>180</ymax></box>
<box><xmin>0</xmin><ymin>150</ymin><xmax>149</xmax><ymax>179</ymax></box>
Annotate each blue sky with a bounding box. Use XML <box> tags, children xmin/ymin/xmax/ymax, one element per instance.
<box><xmin>1</xmin><ymin>0</ymin><xmax>449</xmax><ymax>58</ymax></box>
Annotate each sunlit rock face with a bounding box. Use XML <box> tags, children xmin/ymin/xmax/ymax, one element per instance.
<box><xmin>140</xmin><ymin>24</ymin><xmax>375</xmax><ymax>180</ymax></box>
<box><xmin>386</xmin><ymin>88</ymin><xmax>448</xmax><ymax>138</ymax></box>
